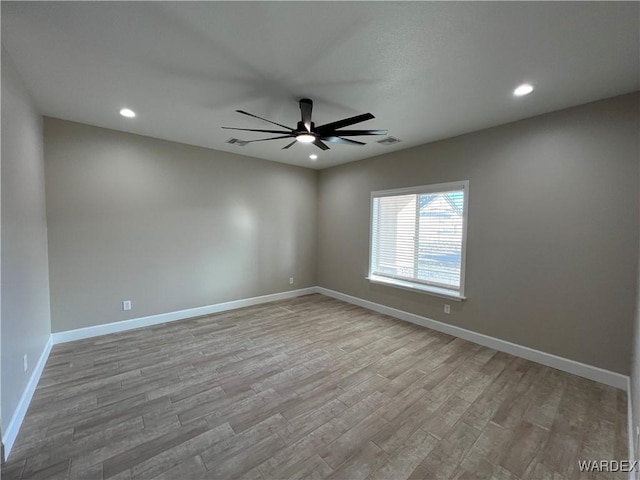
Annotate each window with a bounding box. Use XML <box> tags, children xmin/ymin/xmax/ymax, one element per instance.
<box><xmin>368</xmin><ymin>181</ymin><xmax>469</xmax><ymax>300</ymax></box>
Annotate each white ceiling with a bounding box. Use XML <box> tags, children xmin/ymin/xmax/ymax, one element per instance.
<box><xmin>2</xmin><ymin>2</ymin><xmax>639</xmax><ymax>169</ymax></box>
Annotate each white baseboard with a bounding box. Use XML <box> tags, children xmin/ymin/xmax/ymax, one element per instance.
<box><xmin>6</xmin><ymin>285</ymin><xmax>630</xmax><ymax>465</ymax></box>
<box><xmin>3</xmin><ymin>335</ymin><xmax>53</xmax><ymax>459</ymax></box>
<box><xmin>52</xmin><ymin>287</ymin><xmax>317</xmax><ymax>345</ymax></box>
<box><xmin>50</xmin><ymin>285</ymin><xmax>631</xmax><ymax>389</ymax></box>
<box><xmin>316</xmin><ymin>287</ymin><xmax>629</xmax><ymax>390</ymax></box>
<box><xmin>628</xmin><ymin>377</ymin><xmax>636</xmax><ymax>480</ymax></box>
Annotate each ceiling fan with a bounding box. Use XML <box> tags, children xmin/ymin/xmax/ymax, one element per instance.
<box><xmin>222</xmin><ymin>98</ymin><xmax>387</xmax><ymax>151</ymax></box>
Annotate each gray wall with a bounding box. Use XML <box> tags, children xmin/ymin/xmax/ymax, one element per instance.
<box><xmin>318</xmin><ymin>93</ymin><xmax>639</xmax><ymax>375</ymax></box>
<box><xmin>44</xmin><ymin>119</ymin><xmax>317</xmax><ymax>333</ymax></box>
<box><xmin>1</xmin><ymin>50</ymin><xmax>52</xmax><ymax>434</ymax></box>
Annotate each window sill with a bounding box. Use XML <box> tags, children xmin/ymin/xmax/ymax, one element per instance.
<box><xmin>366</xmin><ymin>275</ymin><xmax>466</xmax><ymax>301</ymax></box>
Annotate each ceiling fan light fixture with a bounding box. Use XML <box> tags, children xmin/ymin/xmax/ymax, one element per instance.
<box><xmin>119</xmin><ymin>107</ymin><xmax>136</xmax><ymax>118</ymax></box>
<box><xmin>513</xmin><ymin>83</ymin><xmax>534</xmax><ymax>97</ymax></box>
<box><xmin>296</xmin><ymin>134</ymin><xmax>315</xmax><ymax>143</ymax></box>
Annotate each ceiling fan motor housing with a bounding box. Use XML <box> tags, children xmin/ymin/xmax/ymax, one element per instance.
<box><xmin>296</xmin><ymin>121</ymin><xmax>315</xmax><ymax>134</ymax></box>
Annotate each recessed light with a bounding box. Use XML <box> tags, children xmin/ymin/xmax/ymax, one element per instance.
<box><xmin>296</xmin><ymin>134</ymin><xmax>315</xmax><ymax>143</ymax></box>
<box><xmin>309</xmin><ymin>154</ymin><xmax>318</xmax><ymax>160</ymax></box>
<box><xmin>119</xmin><ymin>108</ymin><xmax>136</xmax><ymax>118</ymax></box>
<box><xmin>513</xmin><ymin>84</ymin><xmax>534</xmax><ymax>97</ymax></box>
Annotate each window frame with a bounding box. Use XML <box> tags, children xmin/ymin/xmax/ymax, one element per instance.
<box><xmin>367</xmin><ymin>180</ymin><xmax>469</xmax><ymax>301</ymax></box>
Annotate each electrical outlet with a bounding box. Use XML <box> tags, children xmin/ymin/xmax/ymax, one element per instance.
<box><xmin>289</xmin><ymin>277</ymin><xmax>294</xmax><ymax>285</ymax></box>
<box><xmin>122</xmin><ymin>300</ymin><xmax>132</xmax><ymax>311</ymax></box>
<box><xmin>23</xmin><ymin>354</ymin><xmax>28</xmax><ymax>373</ymax></box>
<box><xmin>444</xmin><ymin>304</ymin><xmax>451</xmax><ymax>314</ymax></box>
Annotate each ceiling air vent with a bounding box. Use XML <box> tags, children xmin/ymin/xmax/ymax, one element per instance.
<box><xmin>226</xmin><ymin>138</ymin><xmax>249</xmax><ymax>146</ymax></box>
<box><xmin>377</xmin><ymin>136</ymin><xmax>401</xmax><ymax>146</ymax></box>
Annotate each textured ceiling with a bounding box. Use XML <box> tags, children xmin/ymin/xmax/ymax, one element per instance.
<box><xmin>2</xmin><ymin>2</ymin><xmax>639</xmax><ymax>169</ymax></box>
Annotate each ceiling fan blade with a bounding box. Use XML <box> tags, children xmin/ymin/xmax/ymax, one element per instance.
<box><xmin>282</xmin><ymin>140</ymin><xmax>298</xmax><ymax>150</ymax></box>
<box><xmin>323</xmin><ymin>136</ymin><xmax>366</xmax><ymax>146</ymax></box>
<box><xmin>300</xmin><ymin>98</ymin><xmax>313</xmax><ymax>133</ymax></box>
<box><xmin>313</xmin><ymin>139</ymin><xmax>330</xmax><ymax>151</ymax></box>
<box><xmin>316</xmin><ymin>113</ymin><xmax>375</xmax><ymax>133</ymax></box>
<box><xmin>222</xmin><ymin>127</ymin><xmax>293</xmax><ymax>134</ymax></box>
<box><xmin>236</xmin><ymin>110</ymin><xmax>294</xmax><ymax>131</ymax></box>
<box><xmin>244</xmin><ymin>135</ymin><xmax>295</xmax><ymax>143</ymax></box>
<box><xmin>328</xmin><ymin>129</ymin><xmax>388</xmax><ymax>136</ymax></box>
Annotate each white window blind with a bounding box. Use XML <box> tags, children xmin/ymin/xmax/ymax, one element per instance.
<box><xmin>369</xmin><ymin>181</ymin><xmax>468</xmax><ymax>299</ymax></box>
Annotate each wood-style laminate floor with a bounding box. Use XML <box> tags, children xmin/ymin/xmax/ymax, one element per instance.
<box><xmin>2</xmin><ymin>294</ymin><xmax>627</xmax><ymax>480</ymax></box>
